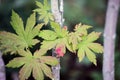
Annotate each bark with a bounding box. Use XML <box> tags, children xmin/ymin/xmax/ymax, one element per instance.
<box><xmin>103</xmin><ymin>0</ymin><xmax>120</xmax><ymax>80</ymax></box>
<box><xmin>51</xmin><ymin>0</ymin><xmax>64</xmax><ymax>80</ymax></box>
<box><xmin>0</xmin><ymin>52</ymin><xmax>6</xmax><ymax>80</ymax></box>
<box><xmin>0</xmin><ymin>1</ymin><xmax>6</xmax><ymax>80</ymax></box>
<box><xmin>11</xmin><ymin>72</ymin><xmax>19</xmax><ymax>80</ymax></box>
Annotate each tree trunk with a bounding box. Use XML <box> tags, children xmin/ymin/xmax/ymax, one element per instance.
<box><xmin>51</xmin><ymin>0</ymin><xmax>64</xmax><ymax>80</ymax></box>
<box><xmin>0</xmin><ymin>1</ymin><xmax>6</xmax><ymax>80</ymax></box>
<box><xmin>0</xmin><ymin>52</ymin><xmax>6</xmax><ymax>80</ymax></box>
<box><xmin>103</xmin><ymin>0</ymin><xmax>120</xmax><ymax>80</ymax></box>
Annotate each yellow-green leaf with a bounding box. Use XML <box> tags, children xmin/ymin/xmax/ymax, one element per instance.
<box><xmin>0</xmin><ymin>11</ymin><xmax>43</xmax><ymax>55</ymax></box>
<box><xmin>39</xmin><ymin>30</ymin><xmax>57</xmax><ymax>40</ymax></box>
<box><xmin>41</xmin><ymin>40</ymin><xmax>57</xmax><ymax>50</ymax></box>
<box><xmin>85</xmin><ymin>48</ymin><xmax>97</xmax><ymax>65</ymax></box>
<box><xmin>18</xmin><ymin>49</ymin><xmax>32</xmax><ymax>57</ymax></box>
<box><xmin>32</xmin><ymin>23</ymin><xmax>44</xmax><ymax>37</ymax></box>
<box><xmin>0</xmin><ymin>31</ymin><xmax>27</xmax><ymax>54</ymax></box>
<box><xmin>34</xmin><ymin>0</ymin><xmax>54</xmax><ymax>24</ymax></box>
<box><xmin>78</xmin><ymin>48</ymin><xmax>85</xmax><ymax>62</ymax></box>
<box><xmin>35</xmin><ymin>1</ymin><xmax>43</xmax><ymax>8</ymax></box>
<box><xmin>86</xmin><ymin>32</ymin><xmax>101</xmax><ymax>42</ymax></box>
<box><xmin>69</xmin><ymin>32</ymin><xmax>78</xmax><ymax>52</ymax></box>
<box><xmin>25</xmin><ymin>13</ymin><xmax>36</xmax><ymax>35</ymax></box>
<box><xmin>50</xmin><ymin>22</ymin><xmax>61</xmax><ymax>33</ymax></box>
<box><xmin>33</xmin><ymin>61</ymin><xmax>44</xmax><ymax>80</ymax></box>
<box><xmin>10</xmin><ymin>10</ymin><xmax>24</xmax><ymax>37</ymax></box>
<box><xmin>40</xmin><ymin>63</ymin><xmax>53</xmax><ymax>79</ymax></box>
<box><xmin>40</xmin><ymin>56</ymin><xmax>59</xmax><ymax>66</ymax></box>
<box><xmin>74</xmin><ymin>23</ymin><xmax>92</xmax><ymax>35</ymax></box>
<box><xmin>19</xmin><ymin>63</ymin><xmax>33</xmax><ymax>80</ymax></box>
<box><xmin>87</xmin><ymin>43</ymin><xmax>103</xmax><ymax>53</ymax></box>
<box><xmin>34</xmin><ymin>49</ymin><xmax>47</xmax><ymax>57</ymax></box>
<box><xmin>6</xmin><ymin>57</ymin><xmax>26</xmax><ymax>68</ymax></box>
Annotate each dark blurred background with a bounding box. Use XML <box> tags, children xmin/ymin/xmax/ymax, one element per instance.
<box><xmin>0</xmin><ymin>0</ymin><xmax>120</xmax><ymax>80</ymax></box>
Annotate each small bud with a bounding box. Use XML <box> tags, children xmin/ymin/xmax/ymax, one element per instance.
<box><xmin>63</xmin><ymin>26</ymin><xmax>67</xmax><ymax>30</ymax></box>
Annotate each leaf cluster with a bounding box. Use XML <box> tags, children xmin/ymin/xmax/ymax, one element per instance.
<box><xmin>33</xmin><ymin>0</ymin><xmax>54</xmax><ymax>24</ymax></box>
<box><xmin>0</xmin><ymin>10</ymin><xmax>58</xmax><ymax>80</ymax></box>
<box><xmin>0</xmin><ymin>0</ymin><xmax>103</xmax><ymax>80</ymax></box>
<box><xmin>39</xmin><ymin>22</ymin><xmax>103</xmax><ymax>65</ymax></box>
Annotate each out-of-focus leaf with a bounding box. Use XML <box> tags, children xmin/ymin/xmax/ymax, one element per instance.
<box><xmin>39</xmin><ymin>30</ymin><xmax>57</xmax><ymax>40</ymax></box>
<box><xmin>34</xmin><ymin>0</ymin><xmax>54</xmax><ymax>24</ymax></box>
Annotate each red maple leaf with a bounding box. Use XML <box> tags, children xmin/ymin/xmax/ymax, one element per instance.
<box><xmin>55</xmin><ymin>46</ymin><xmax>64</xmax><ymax>57</ymax></box>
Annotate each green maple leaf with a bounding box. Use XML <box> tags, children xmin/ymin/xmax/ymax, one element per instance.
<box><xmin>34</xmin><ymin>0</ymin><xmax>54</xmax><ymax>24</ymax></box>
<box><xmin>39</xmin><ymin>30</ymin><xmax>57</xmax><ymax>40</ymax></box>
<box><xmin>7</xmin><ymin>49</ymin><xmax>59</xmax><ymax>80</ymax></box>
<box><xmin>38</xmin><ymin>22</ymin><xmax>73</xmax><ymax>55</ymax></box>
<box><xmin>77</xmin><ymin>31</ymin><xmax>103</xmax><ymax>65</ymax></box>
<box><xmin>74</xmin><ymin>23</ymin><xmax>92</xmax><ymax>35</ymax></box>
<box><xmin>68</xmin><ymin>23</ymin><xmax>92</xmax><ymax>52</ymax></box>
<box><xmin>0</xmin><ymin>10</ymin><xmax>44</xmax><ymax>54</ymax></box>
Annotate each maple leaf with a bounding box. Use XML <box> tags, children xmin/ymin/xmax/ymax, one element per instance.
<box><xmin>0</xmin><ymin>31</ymin><xmax>27</xmax><ymax>54</ymax></box>
<box><xmin>39</xmin><ymin>22</ymin><xmax>72</xmax><ymax>56</ymax></box>
<box><xmin>6</xmin><ymin>49</ymin><xmax>59</xmax><ymax>80</ymax></box>
<box><xmin>34</xmin><ymin>0</ymin><xmax>54</xmax><ymax>24</ymax></box>
<box><xmin>68</xmin><ymin>23</ymin><xmax>92</xmax><ymax>52</ymax></box>
<box><xmin>74</xmin><ymin>23</ymin><xmax>92</xmax><ymax>35</ymax></box>
<box><xmin>0</xmin><ymin>10</ymin><xmax>44</xmax><ymax>55</ymax></box>
<box><xmin>39</xmin><ymin>30</ymin><xmax>57</xmax><ymax>40</ymax></box>
<box><xmin>77</xmin><ymin>31</ymin><xmax>103</xmax><ymax>65</ymax></box>
<box><xmin>50</xmin><ymin>22</ymin><xmax>68</xmax><ymax>37</ymax></box>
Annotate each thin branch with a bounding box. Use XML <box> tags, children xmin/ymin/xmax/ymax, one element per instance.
<box><xmin>103</xmin><ymin>0</ymin><xmax>120</xmax><ymax>80</ymax></box>
<box><xmin>0</xmin><ymin>52</ymin><xmax>6</xmax><ymax>80</ymax></box>
<box><xmin>51</xmin><ymin>0</ymin><xmax>64</xmax><ymax>80</ymax></box>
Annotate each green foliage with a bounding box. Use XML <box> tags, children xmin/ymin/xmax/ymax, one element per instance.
<box><xmin>76</xmin><ymin>26</ymin><xmax>103</xmax><ymax>65</ymax></box>
<box><xmin>0</xmin><ymin>11</ymin><xmax>44</xmax><ymax>54</ymax></box>
<box><xmin>34</xmin><ymin>0</ymin><xmax>54</xmax><ymax>24</ymax></box>
<box><xmin>68</xmin><ymin>23</ymin><xmax>103</xmax><ymax>65</ymax></box>
<box><xmin>7</xmin><ymin>49</ymin><xmax>58</xmax><ymax>80</ymax></box>
<box><xmin>0</xmin><ymin>0</ymin><xmax>104</xmax><ymax>80</ymax></box>
<box><xmin>39</xmin><ymin>22</ymin><xmax>71</xmax><ymax>56</ymax></box>
<box><xmin>39</xmin><ymin>22</ymin><xmax>103</xmax><ymax>65</ymax></box>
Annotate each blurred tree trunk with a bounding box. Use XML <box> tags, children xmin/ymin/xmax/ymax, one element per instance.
<box><xmin>11</xmin><ymin>72</ymin><xmax>19</xmax><ymax>80</ymax></box>
<box><xmin>103</xmin><ymin>0</ymin><xmax>120</xmax><ymax>80</ymax></box>
<box><xmin>0</xmin><ymin>52</ymin><xmax>6</xmax><ymax>80</ymax></box>
<box><xmin>51</xmin><ymin>0</ymin><xmax>63</xmax><ymax>80</ymax></box>
<box><xmin>0</xmin><ymin>1</ymin><xmax>6</xmax><ymax>80</ymax></box>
